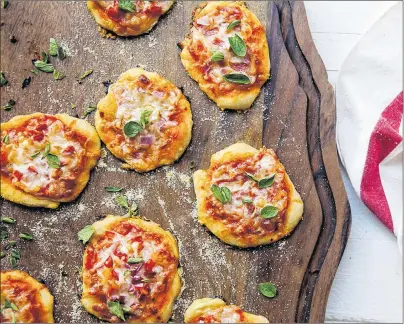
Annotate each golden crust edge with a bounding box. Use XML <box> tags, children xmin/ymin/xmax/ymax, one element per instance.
<box><xmin>81</xmin><ymin>215</ymin><xmax>182</xmax><ymax>322</ymax></box>
<box><xmin>95</xmin><ymin>68</ymin><xmax>193</xmax><ymax>173</ymax></box>
<box><xmin>184</xmin><ymin>298</ymin><xmax>269</xmax><ymax>323</ymax></box>
<box><xmin>0</xmin><ymin>113</ymin><xmax>100</xmax><ymax>208</ymax></box>
<box><xmin>1</xmin><ymin>270</ymin><xmax>55</xmax><ymax>323</ymax></box>
<box><xmin>179</xmin><ymin>1</ymin><xmax>270</xmax><ymax>110</ymax></box>
<box><xmin>193</xmin><ymin>142</ymin><xmax>304</xmax><ymax>248</ymax></box>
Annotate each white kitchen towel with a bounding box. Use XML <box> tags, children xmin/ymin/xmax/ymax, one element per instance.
<box><xmin>336</xmin><ymin>2</ymin><xmax>403</xmax><ymax>251</ymax></box>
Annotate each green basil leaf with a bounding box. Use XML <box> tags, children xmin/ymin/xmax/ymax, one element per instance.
<box><xmin>227</xmin><ymin>20</ymin><xmax>241</xmax><ymax>31</ymax></box>
<box><xmin>107</xmin><ymin>301</ymin><xmax>125</xmax><ymax>321</ymax></box>
<box><xmin>127</xmin><ymin>257</ymin><xmax>143</xmax><ymax>264</ymax></box>
<box><xmin>41</xmin><ymin>51</ymin><xmax>49</xmax><ymax>63</ymax></box>
<box><xmin>4</xmin><ymin>298</ymin><xmax>18</xmax><ymax>311</ymax></box>
<box><xmin>1</xmin><ymin>226</ymin><xmax>8</xmax><ymax>240</ymax></box>
<box><xmin>83</xmin><ymin>105</ymin><xmax>97</xmax><ymax>117</ymax></box>
<box><xmin>47</xmin><ymin>154</ymin><xmax>60</xmax><ymax>169</ymax></box>
<box><xmin>242</xmin><ymin>198</ymin><xmax>253</xmax><ymax>204</ymax></box>
<box><xmin>118</xmin><ymin>0</ymin><xmax>135</xmax><ymax>12</ymax></box>
<box><xmin>245</xmin><ymin>172</ymin><xmax>259</xmax><ymax>182</ymax></box>
<box><xmin>129</xmin><ymin>201</ymin><xmax>139</xmax><ymax>217</ymax></box>
<box><xmin>260</xmin><ymin>205</ymin><xmax>278</xmax><ymax>219</ymax></box>
<box><xmin>53</xmin><ymin>69</ymin><xmax>66</xmax><ymax>80</ymax></box>
<box><xmin>229</xmin><ymin>34</ymin><xmax>246</xmax><ymax>57</ymax></box>
<box><xmin>33</xmin><ymin>60</ymin><xmax>54</xmax><ymax>73</ymax></box>
<box><xmin>116</xmin><ymin>195</ymin><xmax>129</xmax><ymax>209</ymax></box>
<box><xmin>1</xmin><ymin>217</ymin><xmax>16</xmax><ymax>224</ymax></box>
<box><xmin>42</xmin><ymin>143</ymin><xmax>51</xmax><ymax>158</ymax></box>
<box><xmin>49</xmin><ymin>38</ymin><xmax>59</xmax><ymax>56</ymax></box>
<box><xmin>78</xmin><ymin>69</ymin><xmax>93</xmax><ymax>82</ymax></box>
<box><xmin>19</xmin><ymin>233</ymin><xmax>33</xmax><ymax>240</ymax></box>
<box><xmin>123</xmin><ymin>121</ymin><xmax>143</xmax><ymax>138</ymax></box>
<box><xmin>223</xmin><ymin>73</ymin><xmax>250</xmax><ymax>84</ymax></box>
<box><xmin>211</xmin><ymin>50</ymin><xmax>224</xmax><ymax>62</ymax></box>
<box><xmin>2</xmin><ymin>1</ymin><xmax>9</xmax><ymax>9</ymax></box>
<box><xmin>31</xmin><ymin>152</ymin><xmax>40</xmax><ymax>158</ymax></box>
<box><xmin>58</xmin><ymin>46</ymin><xmax>66</xmax><ymax>60</ymax></box>
<box><xmin>105</xmin><ymin>186</ymin><xmax>123</xmax><ymax>192</ymax></box>
<box><xmin>78</xmin><ymin>225</ymin><xmax>95</xmax><ymax>244</ymax></box>
<box><xmin>258</xmin><ymin>173</ymin><xmax>276</xmax><ymax>188</ymax></box>
<box><xmin>0</xmin><ymin>71</ymin><xmax>8</xmax><ymax>87</ymax></box>
<box><xmin>258</xmin><ymin>282</ymin><xmax>277</xmax><ymax>298</ymax></box>
<box><xmin>210</xmin><ymin>185</ymin><xmax>232</xmax><ymax>204</ymax></box>
<box><xmin>2</xmin><ymin>99</ymin><xmax>16</xmax><ymax>111</ymax></box>
<box><xmin>139</xmin><ymin>110</ymin><xmax>152</xmax><ymax>128</ymax></box>
<box><xmin>3</xmin><ymin>134</ymin><xmax>9</xmax><ymax>144</ymax></box>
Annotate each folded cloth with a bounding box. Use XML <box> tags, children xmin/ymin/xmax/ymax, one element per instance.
<box><xmin>336</xmin><ymin>2</ymin><xmax>403</xmax><ymax>251</ymax></box>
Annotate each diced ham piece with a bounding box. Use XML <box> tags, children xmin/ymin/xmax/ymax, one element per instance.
<box><xmin>203</xmin><ymin>27</ymin><xmax>219</xmax><ymax>36</ymax></box>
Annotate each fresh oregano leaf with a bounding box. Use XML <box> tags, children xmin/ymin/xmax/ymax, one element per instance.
<box><xmin>258</xmin><ymin>282</ymin><xmax>277</xmax><ymax>298</ymax></box>
<box><xmin>19</xmin><ymin>233</ymin><xmax>33</xmax><ymax>240</ymax></box>
<box><xmin>116</xmin><ymin>195</ymin><xmax>129</xmax><ymax>209</ymax></box>
<box><xmin>78</xmin><ymin>69</ymin><xmax>93</xmax><ymax>83</ymax></box>
<box><xmin>229</xmin><ymin>34</ymin><xmax>246</xmax><ymax>57</ymax></box>
<box><xmin>118</xmin><ymin>0</ymin><xmax>135</xmax><ymax>12</ymax></box>
<box><xmin>1</xmin><ymin>217</ymin><xmax>16</xmax><ymax>224</ymax></box>
<box><xmin>139</xmin><ymin>110</ymin><xmax>153</xmax><ymax>128</ymax></box>
<box><xmin>210</xmin><ymin>185</ymin><xmax>232</xmax><ymax>204</ymax></box>
<box><xmin>258</xmin><ymin>173</ymin><xmax>276</xmax><ymax>188</ymax></box>
<box><xmin>49</xmin><ymin>38</ymin><xmax>59</xmax><ymax>56</ymax></box>
<box><xmin>53</xmin><ymin>69</ymin><xmax>66</xmax><ymax>80</ymax></box>
<box><xmin>211</xmin><ymin>50</ymin><xmax>224</xmax><ymax>62</ymax></box>
<box><xmin>78</xmin><ymin>225</ymin><xmax>95</xmax><ymax>244</ymax></box>
<box><xmin>223</xmin><ymin>73</ymin><xmax>250</xmax><ymax>84</ymax></box>
<box><xmin>0</xmin><ymin>226</ymin><xmax>8</xmax><ymax>240</ymax></box>
<box><xmin>123</xmin><ymin>121</ymin><xmax>143</xmax><ymax>138</ymax></box>
<box><xmin>0</xmin><ymin>71</ymin><xmax>8</xmax><ymax>87</ymax></box>
<box><xmin>107</xmin><ymin>301</ymin><xmax>125</xmax><ymax>321</ymax></box>
<box><xmin>83</xmin><ymin>105</ymin><xmax>97</xmax><ymax>117</ymax></box>
<box><xmin>42</xmin><ymin>143</ymin><xmax>51</xmax><ymax>158</ymax></box>
<box><xmin>227</xmin><ymin>20</ymin><xmax>241</xmax><ymax>31</ymax></box>
<box><xmin>245</xmin><ymin>172</ymin><xmax>259</xmax><ymax>182</ymax></box>
<box><xmin>260</xmin><ymin>205</ymin><xmax>278</xmax><ymax>219</ymax></box>
<box><xmin>47</xmin><ymin>154</ymin><xmax>61</xmax><ymax>169</ymax></box>
<box><xmin>34</xmin><ymin>60</ymin><xmax>54</xmax><ymax>73</ymax></box>
<box><xmin>31</xmin><ymin>152</ymin><xmax>40</xmax><ymax>158</ymax></box>
<box><xmin>105</xmin><ymin>186</ymin><xmax>123</xmax><ymax>192</ymax></box>
<box><xmin>41</xmin><ymin>51</ymin><xmax>49</xmax><ymax>63</ymax></box>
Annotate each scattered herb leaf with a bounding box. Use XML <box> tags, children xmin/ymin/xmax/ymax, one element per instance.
<box><xmin>0</xmin><ymin>226</ymin><xmax>8</xmax><ymax>240</ymax></box>
<box><xmin>58</xmin><ymin>46</ymin><xmax>66</xmax><ymax>60</ymax></box>
<box><xmin>0</xmin><ymin>71</ymin><xmax>8</xmax><ymax>87</ymax></box>
<box><xmin>258</xmin><ymin>282</ymin><xmax>277</xmax><ymax>298</ymax></box>
<box><xmin>49</xmin><ymin>38</ymin><xmax>59</xmax><ymax>56</ymax></box>
<box><xmin>71</xmin><ymin>103</ymin><xmax>76</xmax><ymax>109</ymax></box>
<box><xmin>123</xmin><ymin>121</ymin><xmax>143</xmax><ymax>138</ymax></box>
<box><xmin>127</xmin><ymin>257</ymin><xmax>143</xmax><ymax>264</ymax></box>
<box><xmin>210</xmin><ymin>184</ymin><xmax>232</xmax><ymax>204</ymax></box>
<box><xmin>2</xmin><ymin>99</ymin><xmax>16</xmax><ymax>111</ymax></box>
<box><xmin>211</xmin><ymin>50</ymin><xmax>224</xmax><ymax>62</ymax></box>
<box><xmin>47</xmin><ymin>154</ymin><xmax>60</xmax><ymax>169</ymax></box>
<box><xmin>78</xmin><ymin>69</ymin><xmax>93</xmax><ymax>83</ymax></box>
<box><xmin>10</xmin><ymin>249</ymin><xmax>20</xmax><ymax>268</ymax></box>
<box><xmin>116</xmin><ymin>195</ymin><xmax>129</xmax><ymax>209</ymax></box>
<box><xmin>3</xmin><ymin>134</ymin><xmax>9</xmax><ymax>144</ymax></box>
<box><xmin>2</xmin><ymin>0</ymin><xmax>9</xmax><ymax>9</ymax></box>
<box><xmin>1</xmin><ymin>217</ymin><xmax>16</xmax><ymax>224</ymax></box>
<box><xmin>118</xmin><ymin>0</ymin><xmax>135</xmax><ymax>12</ymax></box>
<box><xmin>22</xmin><ymin>76</ymin><xmax>31</xmax><ymax>89</ymax></box>
<box><xmin>139</xmin><ymin>110</ymin><xmax>152</xmax><ymax>128</ymax></box>
<box><xmin>41</xmin><ymin>51</ymin><xmax>49</xmax><ymax>63</ymax></box>
<box><xmin>30</xmin><ymin>152</ymin><xmax>40</xmax><ymax>158</ymax></box>
<box><xmin>4</xmin><ymin>298</ymin><xmax>18</xmax><ymax>311</ymax></box>
<box><xmin>227</xmin><ymin>20</ymin><xmax>241</xmax><ymax>31</ymax></box>
<box><xmin>78</xmin><ymin>225</ymin><xmax>95</xmax><ymax>244</ymax></box>
<box><xmin>129</xmin><ymin>201</ymin><xmax>139</xmax><ymax>217</ymax></box>
<box><xmin>260</xmin><ymin>205</ymin><xmax>278</xmax><ymax>219</ymax></box>
<box><xmin>223</xmin><ymin>73</ymin><xmax>250</xmax><ymax>84</ymax></box>
<box><xmin>83</xmin><ymin>105</ymin><xmax>97</xmax><ymax>117</ymax></box>
<box><xmin>19</xmin><ymin>233</ymin><xmax>33</xmax><ymax>240</ymax></box>
<box><xmin>245</xmin><ymin>172</ymin><xmax>259</xmax><ymax>182</ymax></box>
<box><xmin>33</xmin><ymin>60</ymin><xmax>54</xmax><ymax>73</ymax></box>
<box><xmin>31</xmin><ymin>69</ymin><xmax>40</xmax><ymax>75</ymax></box>
<box><xmin>42</xmin><ymin>143</ymin><xmax>51</xmax><ymax>158</ymax></box>
<box><xmin>53</xmin><ymin>69</ymin><xmax>66</xmax><ymax>80</ymax></box>
<box><xmin>107</xmin><ymin>301</ymin><xmax>125</xmax><ymax>321</ymax></box>
<box><xmin>229</xmin><ymin>34</ymin><xmax>246</xmax><ymax>57</ymax></box>
<box><xmin>105</xmin><ymin>186</ymin><xmax>123</xmax><ymax>192</ymax></box>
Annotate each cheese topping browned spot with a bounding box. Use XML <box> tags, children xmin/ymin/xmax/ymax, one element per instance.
<box><xmin>188</xmin><ymin>305</ymin><xmax>246</xmax><ymax>323</ymax></box>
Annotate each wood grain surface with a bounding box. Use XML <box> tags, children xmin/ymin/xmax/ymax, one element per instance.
<box><xmin>0</xmin><ymin>1</ymin><xmax>351</xmax><ymax>323</ymax></box>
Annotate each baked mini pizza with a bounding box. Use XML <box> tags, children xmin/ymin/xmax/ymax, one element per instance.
<box><xmin>87</xmin><ymin>0</ymin><xmax>173</xmax><ymax>36</ymax></box>
<box><xmin>95</xmin><ymin>68</ymin><xmax>192</xmax><ymax>172</ymax></box>
<box><xmin>179</xmin><ymin>1</ymin><xmax>270</xmax><ymax>110</ymax></box>
<box><xmin>184</xmin><ymin>298</ymin><xmax>269</xmax><ymax>323</ymax></box>
<box><xmin>1</xmin><ymin>270</ymin><xmax>54</xmax><ymax>323</ymax></box>
<box><xmin>193</xmin><ymin>143</ymin><xmax>303</xmax><ymax>248</ymax></box>
<box><xmin>0</xmin><ymin>113</ymin><xmax>100</xmax><ymax>209</ymax></box>
<box><xmin>81</xmin><ymin>215</ymin><xmax>181</xmax><ymax>323</ymax></box>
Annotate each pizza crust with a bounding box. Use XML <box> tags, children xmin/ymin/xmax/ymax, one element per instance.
<box><xmin>95</xmin><ymin>68</ymin><xmax>193</xmax><ymax>172</ymax></box>
<box><xmin>1</xmin><ymin>270</ymin><xmax>54</xmax><ymax>323</ymax></box>
<box><xmin>179</xmin><ymin>1</ymin><xmax>270</xmax><ymax>110</ymax></box>
<box><xmin>81</xmin><ymin>215</ymin><xmax>182</xmax><ymax>323</ymax></box>
<box><xmin>184</xmin><ymin>298</ymin><xmax>269</xmax><ymax>323</ymax></box>
<box><xmin>87</xmin><ymin>1</ymin><xmax>174</xmax><ymax>37</ymax></box>
<box><xmin>0</xmin><ymin>113</ymin><xmax>100</xmax><ymax>208</ymax></box>
<box><xmin>193</xmin><ymin>143</ymin><xmax>304</xmax><ymax>248</ymax></box>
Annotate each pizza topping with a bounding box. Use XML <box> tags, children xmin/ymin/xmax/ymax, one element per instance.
<box><xmin>83</xmin><ymin>222</ymin><xmax>177</xmax><ymax>320</ymax></box>
<box><xmin>228</xmin><ymin>34</ymin><xmax>246</xmax><ymax>57</ymax></box>
<box><xmin>78</xmin><ymin>225</ymin><xmax>96</xmax><ymax>244</ymax></box>
<box><xmin>0</xmin><ymin>115</ymin><xmax>87</xmax><ymax>199</ymax></box>
<box><xmin>207</xmin><ymin>148</ymin><xmax>288</xmax><ymax>236</ymax></box>
<box><xmin>227</xmin><ymin>20</ymin><xmax>241</xmax><ymax>31</ymax></box>
<box><xmin>190</xmin><ymin>305</ymin><xmax>245</xmax><ymax>323</ymax></box>
<box><xmin>211</xmin><ymin>50</ymin><xmax>225</xmax><ymax>62</ymax></box>
<box><xmin>258</xmin><ymin>282</ymin><xmax>277</xmax><ymax>298</ymax></box>
<box><xmin>223</xmin><ymin>73</ymin><xmax>250</xmax><ymax>84</ymax></box>
<box><xmin>102</xmin><ymin>0</ymin><xmax>171</xmax><ymax>21</ymax></box>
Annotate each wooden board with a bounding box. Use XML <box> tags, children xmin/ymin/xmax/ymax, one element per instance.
<box><xmin>0</xmin><ymin>1</ymin><xmax>351</xmax><ymax>322</ymax></box>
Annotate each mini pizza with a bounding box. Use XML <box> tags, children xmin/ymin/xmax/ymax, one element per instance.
<box><xmin>179</xmin><ymin>1</ymin><xmax>270</xmax><ymax>110</ymax></box>
<box><xmin>95</xmin><ymin>68</ymin><xmax>193</xmax><ymax>172</ymax></box>
<box><xmin>184</xmin><ymin>298</ymin><xmax>269</xmax><ymax>323</ymax></box>
<box><xmin>193</xmin><ymin>143</ymin><xmax>303</xmax><ymax>248</ymax></box>
<box><xmin>87</xmin><ymin>0</ymin><xmax>174</xmax><ymax>37</ymax></box>
<box><xmin>1</xmin><ymin>270</ymin><xmax>54</xmax><ymax>323</ymax></box>
<box><xmin>0</xmin><ymin>113</ymin><xmax>100</xmax><ymax>209</ymax></box>
<box><xmin>81</xmin><ymin>215</ymin><xmax>181</xmax><ymax>323</ymax></box>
